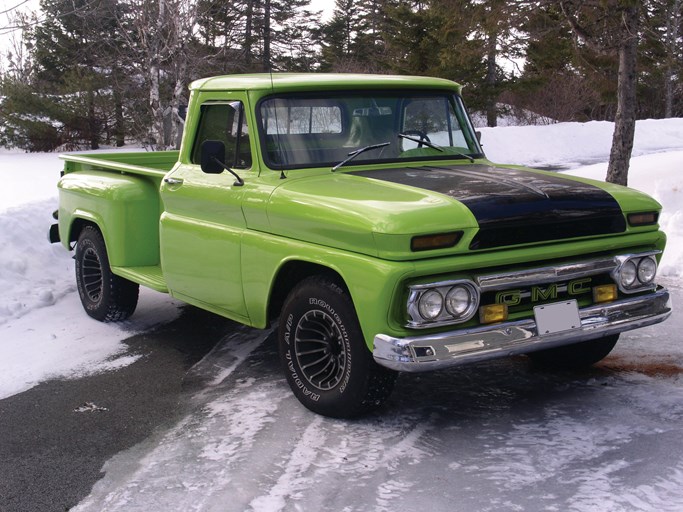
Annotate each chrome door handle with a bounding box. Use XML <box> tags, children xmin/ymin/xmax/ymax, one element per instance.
<box><xmin>164</xmin><ymin>177</ymin><xmax>183</xmax><ymax>185</ymax></box>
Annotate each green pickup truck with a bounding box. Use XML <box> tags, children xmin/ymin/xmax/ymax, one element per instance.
<box><xmin>50</xmin><ymin>73</ymin><xmax>672</xmax><ymax>417</ymax></box>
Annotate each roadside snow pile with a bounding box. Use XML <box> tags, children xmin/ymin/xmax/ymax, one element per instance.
<box><xmin>564</xmin><ymin>151</ymin><xmax>683</xmax><ymax>278</ymax></box>
<box><xmin>481</xmin><ymin>118</ymin><xmax>683</xmax><ymax>169</ymax></box>
<box><xmin>0</xmin><ymin>151</ymin><xmax>182</xmax><ymax>400</ymax></box>
<box><xmin>0</xmin><ymin>199</ymin><xmax>74</xmax><ymax>325</ymax></box>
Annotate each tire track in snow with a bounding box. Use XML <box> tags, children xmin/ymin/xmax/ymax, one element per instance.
<box><xmin>248</xmin><ymin>416</ymin><xmax>326</xmax><ymax>512</ymax></box>
<box><xmin>73</xmin><ymin>327</ymin><xmax>280</xmax><ymax>512</ymax></box>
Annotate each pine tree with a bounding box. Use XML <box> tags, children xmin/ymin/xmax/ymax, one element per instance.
<box><xmin>31</xmin><ymin>0</ymin><xmax>126</xmax><ymax>149</ymax></box>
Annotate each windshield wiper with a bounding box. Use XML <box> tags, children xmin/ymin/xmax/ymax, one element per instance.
<box><xmin>398</xmin><ymin>133</ymin><xmax>476</xmax><ymax>162</ymax></box>
<box><xmin>398</xmin><ymin>132</ymin><xmax>444</xmax><ymax>152</ymax></box>
<box><xmin>332</xmin><ymin>142</ymin><xmax>391</xmax><ymax>172</ymax></box>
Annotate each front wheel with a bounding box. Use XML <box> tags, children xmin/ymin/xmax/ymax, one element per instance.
<box><xmin>278</xmin><ymin>276</ymin><xmax>396</xmax><ymax>418</ymax></box>
<box><xmin>528</xmin><ymin>335</ymin><xmax>619</xmax><ymax>369</ymax></box>
<box><xmin>75</xmin><ymin>225</ymin><xmax>139</xmax><ymax>322</ymax></box>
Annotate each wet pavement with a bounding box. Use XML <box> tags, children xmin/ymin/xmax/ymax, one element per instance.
<box><xmin>1</xmin><ymin>280</ymin><xmax>680</xmax><ymax>512</ymax></box>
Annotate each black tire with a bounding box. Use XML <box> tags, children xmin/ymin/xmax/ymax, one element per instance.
<box><xmin>528</xmin><ymin>334</ymin><xmax>619</xmax><ymax>369</ymax></box>
<box><xmin>75</xmin><ymin>225</ymin><xmax>139</xmax><ymax>322</ymax></box>
<box><xmin>278</xmin><ymin>276</ymin><xmax>396</xmax><ymax>418</ymax></box>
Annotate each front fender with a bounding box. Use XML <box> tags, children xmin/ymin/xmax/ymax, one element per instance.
<box><xmin>241</xmin><ymin>229</ymin><xmax>414</xmax><ymax>349</ymax></box>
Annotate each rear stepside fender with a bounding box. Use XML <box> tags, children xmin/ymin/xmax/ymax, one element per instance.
<box><xmin>57</xmin><ymin>170</ymin><xmax>162</xmax><ymax>267</ymax></box>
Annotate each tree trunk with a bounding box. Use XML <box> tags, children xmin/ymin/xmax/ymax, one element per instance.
<box><xmin>244</xmin><ymin>0</ymin><xmax>254</xmax><ymax>70</ymax></box>
<box><xmin>169</xmin><ymin>58</ymin><xmax>187</xmax><ymax>150</ymax></box>
<box><xmin>113</xmin><ymin>67</ymin><xmax>125</xmax><ymax>147</ymax></box>
<box><xmin>149</xmin><ymin>0</ymin><xmax>166</xmax><ymax>149</ymax></box>
<box><xmin>485</xmin><ymin>29</ymin><xmax>497</xmax><ymax>128</ymax></box>
<box><xmin>262</xmin><ymin>0</ymin><xmax>271</xmax><ymax>71</ymax></box>
<box><xmin>87</xmin><ymin>86</ymin><xmax>99</xmax><ymax>150</ymax></box>
<box><xmin>114</xmin><ymin>96</ymin><xmax>125</xmax><ymax>148</ymax></box>
<box><xmin>149</xmin><ymin>59</ymin><xmax>165</xmax><ymax>148</ymax></box>
<box><xmin>664</xmin><ymin>0</ymin><xmax>681</xmax><ymax>118</ymax></box>
<box><xmin>606</xmin><ymin>4</ymin><xmax>639</xmax><ymax>186</ymax></box>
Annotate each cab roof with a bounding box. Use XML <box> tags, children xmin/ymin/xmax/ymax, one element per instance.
<box><xmin>189</xmin><ymin>73</ymin><xmax>462</xmax><ymax>94</ymax></box>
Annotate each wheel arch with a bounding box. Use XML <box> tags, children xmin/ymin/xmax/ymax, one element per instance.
<box><xmin>267</xmin><ymin>260</ymin><xmax>347</xmax><ymax>324</ymax></box>
<box><xmin>66</xmin><ymin>212</ymin><xmax>102</xmax><ymax>245</ymax></box>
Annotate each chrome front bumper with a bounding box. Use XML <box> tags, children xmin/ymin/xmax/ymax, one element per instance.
<box><xmin>373</xmin><ymin>288</ymin><xmax>672</xmax><ymax>372</ymax></box>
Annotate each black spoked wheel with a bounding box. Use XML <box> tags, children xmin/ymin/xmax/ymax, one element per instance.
<box><xmin>528</xmin><ymin>335</ymin><xmax>620</xmax><ymax>369</ymax></box>
<box><xmin>81</xmin><ymin>245</ymin><xmax>104</xmax><ymax>304</ymax></box>
<box><xmin>279</xmin><ymin>276</ymin><xmax>396</xmax><ymax>418</ymax></box>
<box><xmin>75</xmin><ymin>225</ymin><xmax>139</xmax><ymax>322</ymax></box>
<box><xmin>294</xmin><ymin>309</ymin><xmax>348</xmax><ymax>391</ymax></box>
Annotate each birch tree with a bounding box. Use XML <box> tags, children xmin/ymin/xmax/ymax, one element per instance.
<box><xmin>117</xmin><ymin>0</ymin><xmax>199</xmax><ymax>149</ymax></box>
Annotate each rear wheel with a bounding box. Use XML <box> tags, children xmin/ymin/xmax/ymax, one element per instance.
<box><xmin>278</xmin><ymin>276</ymin><xmax>396</xmax><ymax>418</ymax></box>
<box><xmin>528</xmin><ymin>335</ymin><xmax>619</xmax><ymax>369</ymax></box>
<box><xmin>75</xmin><ymin>225</ymin><xmax>139</xmax><ymax>322</ymax></box>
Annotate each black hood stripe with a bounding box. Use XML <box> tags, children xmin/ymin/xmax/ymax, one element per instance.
<box><xmin>352</xmin><ymin>165</ymin><xmax>626</xmax><ymax>249</ymax></box>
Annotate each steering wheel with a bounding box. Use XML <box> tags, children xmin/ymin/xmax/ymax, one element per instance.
<box><xmin>400</xmin><ymin>130</ymin><xmax>431</xmax><ymax>148</ymax></box>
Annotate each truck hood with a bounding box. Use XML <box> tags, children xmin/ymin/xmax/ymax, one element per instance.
<box><xmin>352</xmin><ymin>164</ymin><xmax>629</xmax><ymax>250</ymax></box>
<box><xmin>265</xmin><ymin>164</ymin><xmax>655</xmax><ymax>259</ymax></box>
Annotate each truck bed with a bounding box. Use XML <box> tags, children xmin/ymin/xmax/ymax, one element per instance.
<box><xmin>60</xmin><ymin>150</ymin><xmax>179</xmax><ymax>177</ymax></box>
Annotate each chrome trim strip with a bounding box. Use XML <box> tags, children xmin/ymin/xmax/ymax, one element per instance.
<box><xmin>475</xmin><ymin>251</ymin><xmax>661</xmax><ymax>292</ymax></box>
<box><xmin>476</xmin><ymin>257</ymin><xmax>616</xmax><ymax>291</ymax></box>
<box><xmin>375</xmin><ymin>287</ymin><xmax>671</xmax><ymax>372</ymax></box>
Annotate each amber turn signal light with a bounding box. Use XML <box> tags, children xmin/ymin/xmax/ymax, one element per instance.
<box><xmin>411</xmin><ymin>231</ymin><xmax>462</xmax><ymax>252</ymax></box>
<box><xmin>479</xmin><ymin>304</ymin><xmax>508</xmax><ymax>324</ymax></box>
<box><xmin>593</xmin><ymin>284</ymin><xmax>618</xmax><ymax>303</ymax></box>
<box><xmin>627</xmin><ymin>212</ymin><xmax>658</xmax><ymax>226</ymax></box>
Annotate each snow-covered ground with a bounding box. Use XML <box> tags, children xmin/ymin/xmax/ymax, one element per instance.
<box><xmin>1</xmin><ymin>118</ymin><xmax>682</xmax><ymax>511</ymax></box>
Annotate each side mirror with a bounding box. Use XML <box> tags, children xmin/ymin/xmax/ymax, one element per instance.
<box><xmin>475</xmin><ymin>131</ymin><xmax>482</xmax><ymax>143</ymax></box>
<box><xmin>200</xmin><ymin>140</ymin><xmax>226</xmax><ymax>174</ymax></box>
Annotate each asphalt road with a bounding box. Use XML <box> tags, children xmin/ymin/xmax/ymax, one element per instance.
<box><xmin>0</xmin><ymin>307</ymin><xmax>234</xmax><ymax>512</ymax></box>
<box><xmin>0</xmin><ymin>279</ymin><xmax>679</xmax><ymax>512</ymax></box>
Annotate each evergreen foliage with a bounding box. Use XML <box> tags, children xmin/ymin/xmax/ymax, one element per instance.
<box><xmin>1</xmin><ymin>0</ymin><xmax>682</xmax><ymax>152</ymax></box>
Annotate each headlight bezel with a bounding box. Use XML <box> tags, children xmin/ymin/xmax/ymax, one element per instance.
<box><xmin>407</xmin><ymin>280</ymin><xmax>480</xmax><ymax>328</ymax></box>
<box><xmin>612</xmin><ymin>253</ymin><xmax>659</xmax><ymax>293</ymax></box>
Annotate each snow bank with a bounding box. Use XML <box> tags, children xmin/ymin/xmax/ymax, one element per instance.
<box><xmin>0</xmin><ymin>199</ymin><xmax>74</xmax><ymax>324</ymax></box>
<box><xmin>0</xmin><ymin>152</ymin><xmax>181</xmax><ymax>399</ymax></box>
<box><xmin>564</xmin><ymin>151</ymin><xmax>683</xmax><ymax>278</ymax></box>
<box><xmin>481</xmin><ymin>118</ymin><xmax>683</xmax><ymax>169</ymax></box>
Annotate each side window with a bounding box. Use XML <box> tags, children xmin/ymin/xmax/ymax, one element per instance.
<box><xmin>192</xmin><ymin>102</ymin><xmax>252</xmax><ymax>169</ymax></box>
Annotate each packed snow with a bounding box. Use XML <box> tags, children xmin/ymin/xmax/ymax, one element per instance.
<box><xmin>1</xmin><ymin>118</ymin><xmax>682</xmax><ymax>511</ymax></box>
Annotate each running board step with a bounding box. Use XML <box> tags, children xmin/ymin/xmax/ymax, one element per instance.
<box><xmin>111</xmin><ymin>265</ymin><xmax>167</xmax><ymax>293</ymax></box>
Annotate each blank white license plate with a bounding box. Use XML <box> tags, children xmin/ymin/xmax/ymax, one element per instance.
<box><xmin>534</xmin><ymin>300</ymin><xmax>581</xmax><ymax>336</ymax></box>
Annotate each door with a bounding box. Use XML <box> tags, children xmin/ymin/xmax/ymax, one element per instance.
<box><xmin>160</xmin><ymin>99</ymin><xmax>253</xmax><ymax>322</ymax></box>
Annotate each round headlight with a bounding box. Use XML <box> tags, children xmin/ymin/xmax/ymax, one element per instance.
<box><xmin>445</xmin><ymin>285</ymin><xmax>471</xmax><ymax>316</ymax></box>
<box><xmin>637</xmin><ymin>257</ymin><xmax>657</xmax><ymax>284</ymax></box>
<box><xmin>620</xmin><ymin>260</ymin><xmax>637</xmax><ymax>287</ymax></box>
<box><xmin>418</xmin><ymin>290</ymin><xmax>443</xmax><ymax>320</ymax></box>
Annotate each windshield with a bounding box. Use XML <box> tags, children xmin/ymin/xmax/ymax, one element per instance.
<box><xmin>257</xmin><ymin>91</ymin><xmax>483</xmax><ymax>169</ymax></box>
